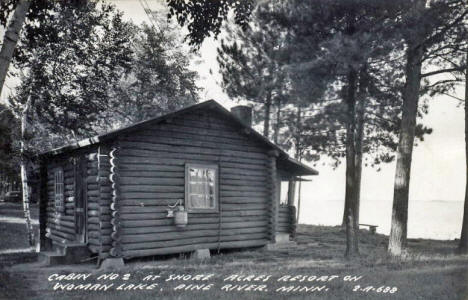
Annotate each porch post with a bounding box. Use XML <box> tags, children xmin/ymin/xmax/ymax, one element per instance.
<box><xmin>287</xmin><ymin>178</ymin><xmax>297</xmax><ymax>238</ymax></box>
<box><xmin>267</xmin><ymin>150</ymin><xmax>279</xmax><ymax>243</ymax></box>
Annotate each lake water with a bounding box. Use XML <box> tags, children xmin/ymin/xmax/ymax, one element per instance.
<box><xmin>299</xmin><ymin>199</ymin><xmax>464</xmax><ymax>240</ymax></box>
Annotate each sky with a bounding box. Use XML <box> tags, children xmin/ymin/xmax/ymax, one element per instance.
<box><xmin>1</xmin><ymin>0</ymin><xmax>466</xmax><ymax>239</ymax></box>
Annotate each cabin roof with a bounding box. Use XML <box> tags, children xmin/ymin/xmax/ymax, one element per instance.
<box><xmin>40</xmin><ymin>100</ymin><xmax>318</xmax><ymax>176</ymax></box>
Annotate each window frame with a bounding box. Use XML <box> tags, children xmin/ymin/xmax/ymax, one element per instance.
<box><xmin>54</xmin><ymin>167</ymin><xmax>65</xmax><ymax>213</ymax></box>
<box><xmin>184</xmin><ymin>163</ymin><xmax>219</xmax><ymax>213</ymax></box>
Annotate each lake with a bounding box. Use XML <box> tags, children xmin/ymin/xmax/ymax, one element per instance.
<box><xmin>299</xmin><ymin>199</ymin><xmax>464</xmax><ymax>240</ymax></box>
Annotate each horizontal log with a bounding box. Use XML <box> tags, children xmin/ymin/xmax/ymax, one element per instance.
<box><xmin>140</xmin><ymin>120</ymin><xmax>263</xmax><ymax>146</ymax></box>
<box><xmin>88</xmin><ymin>224</ymin><xmax>100</xmax><ymax>231</ymax></box>
<box><xmin>220</xmin><ymin>173</ymin><xmax>267</xmax><ymax>182</ymax></box>
<box><xmin>98</xmin><ymin>177</ymin><xmax>111</xmax><ymax>184</ymax></box>
<box><xmin>119</xmin><ymin>212</ymin><xmax>168</xmax><ymax>220</ymax></box>
<box><xmin>88</xmin><ymin>203</ymin><xmax>100</xmax><ymax>210</ymax></box>
<box><xmin>100</xmin><ymin>222</ymin><xmax>112</xmax><ymax>229</ymax></box>
<box><xmin>118</xmin><ymin>199</ymin><xmax>181</xmax><ymax>207</ymax></box>
<box><xmin>220</xmin><ymin>210</ymin><xmax>266</xmax><ymax>217</ymax></box>
<box><xmin>119</xmin><ymin>171</ymin><xmax>184</xmax><ymax>178</ymax></box>
<box><xmin>118</xmin><ymin>148</ymin><xmax>265</xmax><ymax>166</ymax></box>
<box><xmin>100</xmin><ymin>207</ymin><xmax>111</xmax><ymax>215</ymax></box>
<box><xmin>101</xmin><ymin>186</ymin><xmax>112</xmax><ymax>193</ymax></box>
<box><xmin>118</xmin><ymin>177</ymin><xmax>185</xmax><ymax>186</ymax></box>
<box><xmin>119</xmin><ymin>185</ymin><xmax>184</xmax><ymax>193</ymax></box>
<box><xmin>120</xmin><ymin>218</ymin><xmax>267</xmax><ymax>230</ymax></box>
<box><xmin>120</xmin><ymin>223</ymin><xmax>219</xmax><ymax>235</ymax></box>
<box><xmin>221</xmin><ymin>203</ymin><xmax>268</xmax><ymax>211</ymax></box>
<box><xmin>220</xmin><ymin>185</ymin><xmax>267</xmax><ymax>192</ymax></box>
<box><xmin>116</xmin><ymin>212</ymin><xmax>267</xmax><ymax>224</ymax></box>
<box><xmin>88</xmin><ymin>210</ymin><xmax>100</xmax><ymax>217</ymax></box>
<box><xmin>121</xmin><ymin>232</ymin><xmax>268</xmax><ymax>251</ymax></box>
<box><xmin>122</xmin><ymin>239</ymin><xmax>268</xmax><ymax>258</ymax></box>
<box><xmin>120</xmin><ymin>227</ymin><xmax>267</xmax><ymax>244</ymax></box>
<box><xmin>88</xmin><ymin>183</ymin><xmax>98</xmax><ymax>190</ymax></box>
<box><xmin>46</xmin><ymin>233</ymin><xmax>67</xmax><ymax>244</ymax></box>
<box><xmin>221</xmin><ymin>197</ymin><xmax>267</xmax><ymax>204</ymax></box>
<box><xmin>120</xmin><ymin>224</ymin><xmax>267</xmax><ymax>236</ymax></box>
<box><xmin>87</xmin><ymin>190</ymin><xmax>100</xmax><ymax>197</ymax></box>
<box><xmin>139</xmin><ymin>122</ymin><xmax>254</xmax><ymax>143</ymax></box>
<box><xmin>119</xmin><ymin>164</ymin><xmax>184</xmax><ymax>172</ymax></box>
<box><xmin>88</xmin><ymin>217</ymin><xmax>100</xmax><ymax>224</ymax></box>
<box><xmin>116</xmin><ymin>192</ymin><xmax>183</xmax><ymax>200</ymax></box>
<box><xmin>101</xmin><ymin>228</ymin><xmax>112</xmax><ymax>235</ymax></box>
<box><xmin>46</xmin><ymin>223</ymin><xmax>76</xmax><ymax>234</ymax></box>
<box><xmin>118</xmin><ymin>156</ymin><xmax>267</xmax><ymax>172</ymax></box>
<box><xmin>121</xmin><ymin>134</ymin><xmax>265</xmax><ymax>155</ymax></box>
<box><xmin>47</xmin><ymin>218</ymin><xmax>75</xmax><ymax>229</ymax></box>
<box><xmin>87</xmin><ymin>196</ymin><xmax>100</xmax><ymax>202</ymax></box>
<box><xmin>220</xmin><ymin>191</ymin><xmax>268</xmax><ymax>197</ymax></box>
<box><xmin>49</xmin><ymin>228</ymin><xmax>75</xmax><ymax>240</ymax></box>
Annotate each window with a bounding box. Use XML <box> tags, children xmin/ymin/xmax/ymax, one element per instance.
<box><xmin>54</xmin><ymin>168</ymin><xmax>64</xmax><ymax>213</ymax></box>
<box><xmin>185</xmin><ymin>164</ymin><xmax>218</xmax><ymax>212</ymax></box>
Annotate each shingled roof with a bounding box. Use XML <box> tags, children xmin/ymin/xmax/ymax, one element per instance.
<box><xmin>40</xmin><ymin>100</ymin><xmax>318</xmax><ymax>176</ymax></box>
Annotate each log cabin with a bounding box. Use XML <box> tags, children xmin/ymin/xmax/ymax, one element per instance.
<box><xmin>36</xmin><ymin>100</ymin><xmax>318</xmax><ymax>265</ymax></box>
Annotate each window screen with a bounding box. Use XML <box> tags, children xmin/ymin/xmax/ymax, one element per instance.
<box><xmin>185</xmin><ymin>164</ymin><xmax>218</xmax><ymax>212</ymax></box>
<box><xmin>54</xmin><ymin>168</ymin><xmax>64</xmax><ymax>213</ymax></box>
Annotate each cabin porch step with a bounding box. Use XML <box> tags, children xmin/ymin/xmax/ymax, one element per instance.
<box><xmin>39</xmin><ymin>244</ymin><xmax>90</xmax><ymax>265</ymax></box>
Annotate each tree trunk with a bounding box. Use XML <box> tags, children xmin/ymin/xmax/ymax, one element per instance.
<box><xmin>458</xmin><ymin>48</ymin><xmax>468</xmax><ymax>252</ymax></box>
<box><xmin>388</xmin><ymin>43</ymin><xmax>424</xmax><ymax>257</ymax></box>
<box><xmin>297</xmin><ymin>176</ymin><xmax>302</xmax><ymax>224</ymax></box>
<box><xmin>344</xmin><ymin>68</ymin><xmax>359</xmax><ymax>258</ymax></box>
<box><xmin>263</xmin><ymin>91</ymin><xmax>272</xmax><ymax>138</ymax></box>
<box><xmin>294</xmin><ymin>107</ymin><xmax>302</xmax><ymax>223</ymax></box>
<box><xmin>354</xmin><ymin>66</ymin><xmax>368</xmax><ymax>225</ymax></box>
<box><xmin>0</xmin><ymin>0</ymin><xmax>30</xmax><ymax>98</ymax></box>
<box><xmin>342</xmin><ymin>67</ymin><xmax>367</xmax><ymax>227</ymax></box>
<box><xmin>21</xmin><ymin>96</ymin><xmax>34</xmax><ymax>247</ymax></box>
<box><xmin>273</xmin><ymin>99</ymin><xmax>282</xmax><ymax>144</ymax></box>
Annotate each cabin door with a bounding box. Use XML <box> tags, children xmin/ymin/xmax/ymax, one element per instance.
<box><xmin>74</xmin><ymin>156</ymin><xmax>87</xmax><ymax>243</ymax></box>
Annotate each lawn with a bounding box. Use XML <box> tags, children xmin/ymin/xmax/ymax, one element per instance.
<box><xmin>0</xmin><ymin>225</ymin><xmax>467</xmax><ymax>300</ymax></box>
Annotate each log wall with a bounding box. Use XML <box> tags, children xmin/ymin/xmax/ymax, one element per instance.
<box><xmin>113</xmin><ymin>110</ymin><xmax>272</xmax><ymax>258</ymax></box>
<box><xmin>45</xmin><ymin>158</ymin><xmax>77</xmax><ymax>245</ymax></box>
<box><xmin>97</xmin><ymin>146</ymin><xmax>113</xmax><ymax>258</ymax></box>
<box><xmin>277</xmin><ymin>205</ymin><xmax>296</xmax><ymax>235</ymax></box>
<box><xmin>86</xmin><ymin>152</ymin><xmax>101</xmax><ymax>254</ymax></box>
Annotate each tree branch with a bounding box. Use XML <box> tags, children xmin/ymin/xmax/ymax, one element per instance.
<box><xmin>421</xmin><ymin>66</ymin><xmax>465</xmax><ymax>78</ymax></box>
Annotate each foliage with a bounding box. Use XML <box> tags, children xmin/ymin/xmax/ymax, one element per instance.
<box><xmin>217</xmin><ymin>6</ymin><xmax>294</xmax><ymax>138</ymax></box>
<box><xmin>103</xmin><ymin>20</ymin><xmax>200</xmax><ymax>129</ymax></box>
<box><xmin>0</xmin><ymin>104</ymin><xmax>19</xmax><ymax>177</ymax></box>
<box><xmin>166</xmin><ymin>0</ymin><xmax>254</xmax><ymax>46</ymax></box>
<box><xmin>9</xmin><ymin>1</ymin><xmax>134</xmax><ymax>144</ymax></box>
<box><xmin>8</xmin><ymin>2</ymin><xmax>200</xmax><ymax>153</ymax></box>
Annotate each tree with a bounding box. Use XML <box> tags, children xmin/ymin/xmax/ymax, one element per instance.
<box><xmin>388</xmin><ymin>0</ymin><xmax>468</xmax><ymax>257</ymax></box>
<box><xmin>460</xmin><ymin>47</ymin><xmax>468</xmax><ymax>252</ymax></box>
<box><xmin>0</xmin><ymin>0</ymin><xmax>30</xmax><ymax>100</ymax></box>
<box><xmin>166</xmin><ymin>0</ymin><xmax>254</xmax><ymax>46</ymax></box>
<box><xmin>260</xmin><ymin>0</ymin><xmax>412</xmax><ymax>258</ymax></box>
<box><xmin>6</xmin><ymin>1</ymin><xmax>135</xmax><ymax>246</ymax></box>
<box><xmin>104</xmin><ymin>21</ymin><xmax>200</xmax><ymax>129</ymax></box>
<box><xmin>0</xmin><ymin>104</ymin><xmax>20</xmax><ymax>200</ymax></box>
<box><xmin>217</xmin><ymin>6</ymin><xmax>292</xmax><ymax>139</ymax></box>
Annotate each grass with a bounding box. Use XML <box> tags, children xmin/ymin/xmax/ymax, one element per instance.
<box><xmin>0</xmin><ymin>222</ymin><xmax>32</xmax><ymax>251</ymax></box>
<box><xmin>0</xmin><ymin>225</ymin><xmax>468</xmax><ymax>299</ymax></box>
